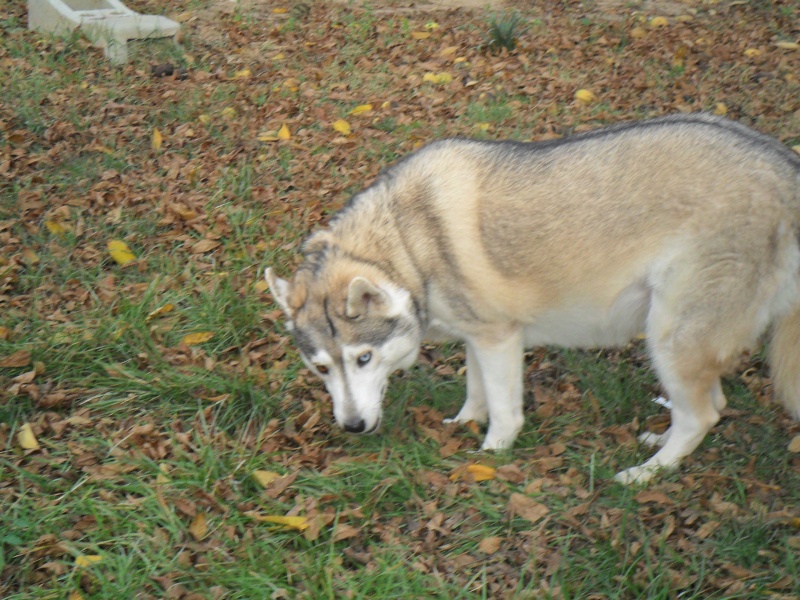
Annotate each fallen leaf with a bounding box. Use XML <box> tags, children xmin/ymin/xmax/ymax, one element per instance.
<box><xmin>422</xmin><ymin>72</ymin><xmax>453</xmax><ymax>84</ymax></box>
<box><xmin>631</xmin><ymin>26</ymin><xmax>647</xmax><ymax>39</ymax></box>
<box><xmin>743</xmin><ymin>48</ymin><xmax>761</xmax><ymax>58</ymax></box>
<box><xmin>189</xmin><ymin>512</ymin><xmax>208</xmax><ymax>541</ymax></box>
<box><xmin>411</xmin><ymin>31</ymin><xmax>431</xmax><ymax>40</ymax></box>
<box><xmin>75</xmin><ymin>554</ymin><xmax>103</xmax><ymax>568</ymax></box>
<box><xmin>107</xmin><ymin>240</ymin><xmax>137</xmax><ymax>265</ymax></box>
<box><xmin>146</xmin><ymin>303</ymin><xmax>176</xmax><ymax>321</ymax></box>
<box><xmin>574</xmin><ymin>89</ymin><xmax>597</xmax><ymax>104</ymax></box>
<box><xmin>649</xmin><ymin>16</ymin><xmax>669</xmax><ymax>28</ymax></box>
<box><xmin>248</xmin><ymin>514</ymin><xmax>310</xmax><ymax>531</ymax></box>
<box><xmin>451</xmin><ymin>463</ymin><xmax>496</xmax><ymax>482</ymax></box>
<box><xmin>713</xmin><ymin>102</ymin><xmax>728</xmax><ymax>116</ymax></box>
<box><xmin>0</xmin><ymin>349</ymin><xmax>31</xmax><ymax>367</ymax></box>
<box><xmin>788</xmin><ymin>435</ymin><xmax>800</xmax><ymax>453</ymax></box>
<box><xmin>478</xmin><ymin>536</ymin><xmax>502</xmax><ymax>554</ymax></box>
<box><xmin>332</xmin><ymin>523</ymin><xmax>360</xmax><ymax>541</ymax></box>
<box><xmin>152</xmin><ymin>127</ymin><xmax>163</xmax><ymax>150</ymax></box>
<box><xmin>181</xmin><ymin>332</ymin><xmax>214</xmax><ymax>346</ymax></box>
<box><xmin>277</xmin><ymin>123</ymin><xmax>291</xmax><ymax>140</ymax></box>
<box><xmin>332</xmin><ymin>119</ymin><xmax>352</xmax><ymax>135</ymax></box>
<box><xmin>253</xmin><ymin>470</ymin><xmax>283</xmax><ymax>487</ymax></box>
<box><xmin>45</xmin><ymin>220</ymin><xmax>67</xmax><ymax>236</ymax></box>
<box><xmin>17</xmin><ymin>423</ymin><xmax>40</xmax><ymax>450</ymax></box>
<box><xmin>775</xmin><ymin>41</ymin><xmax>799</xmax><ymax>50</ymax></box>
<box><xmin>191</xmin><ymin>239</ymin><xmax>221</xmax><ymax>253</ymax></box>
<box><xmin>348</xmin><ymin>104</ymin><xmax>373</xmax><ymax>116</ymax></box>
<box><xmin>507</xmin><ymin>493</ymin><xmax>549</xmax><ymax>524</ymax></box>
<box><xmin>233</xmin><ymin>68</ymin><xmax>252</xmax><ymax>80</ymax></box>
<box><xmin>68</xmin><ymin>591</ymin><xmax>84</xmax><ymax>600</ymax></box>
<box><xmin>0</xmin><ymin>326</ymin><xmax>10</xmax><ymax>340</ymax></box>
<box><xmin>424</xmin><ymin>21</ymin><xmax>440</xmax><ymax>31</ymax></box>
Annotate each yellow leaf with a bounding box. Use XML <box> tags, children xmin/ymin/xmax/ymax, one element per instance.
<box><xmin>332</xmin><ymin>119</ymin><xmax>352</xmax><ymax>135</ymax></box>
<box><xmin>45</xmin><ymin>220</ymin><xmax>67</xmax><ymax>236</ymax></box>
<box><xmin>631</xmin><ymin>26</ymin><xmax>647</xmax><ymax>39</ymax></box>
<box><xmin>348</xmin><ymin>104</ymin><xmax>373</xmax><ymax>116</ymax></box>
<box><xmin>152</xmin><ymin>127</ymin><xmax>163</xmax><ymax>150</ymax></box>
<box><xmin>743</xmin><ymin>48</ymin><xmax>761</xmax><ymax>58</ymax></box>
<box><xmin>273</xmin><ymin>52</ymin><xmax>285</xmax><ymax>60</ymax></box>
<box><xmin>789</xmin><ymin>435</ymin><xmax>800</xmax><ymax>453</ymax></box>
<box><xmin>411</xmin><ymin>31</ymin><xmax>431</xmax><ymax>40</ymax></box>
<box><xmin>182</xmin><ymin>331</ymin><xmax>214</xmax><ymax>346</ymax></box>
<box><xmin>68</xmin><ymin>591</ymin><xmax>84</xmax><ymax>600</ymax></box>
<box><xmin>272</xmin><ymin>7</ymin><xmax>288</xmax><ymax>13</ymax></box>
<box><xmin>574</xmin><ymin>88</ymin><xmax>597</xmax><ymax>104</ymax></box>
<box><xmin>381</xmin><ymin>100</ymin><xmax>393</xmax><ymax>110</ymax></box>
<box><xmin>277</xmin><ymin>123</ymin><xmax>291</xmax><ymax>140</ymax></box>
<box><xmin>775</xmin><ymin>41</ymin><xmax>799</xmax><ymax>50</ymax></box>
<box><xmin>467</xmin><ymin>463</ymin><xmax>497</xmax><ymax>482</ymax></box>
<box><xmin>253</xmin><ymin>470</ymin><xmax>283</xmax><ymax>486</ymax></box>
<box><xmin>422</xmin><ymin>72</ymin><xmax>452</xmax><ymax>84</ymax></box>
<box><xmin>221</xmin><ymin>106</ymin><xmax>237</xmax><ymax>119</ymax></box>
<box><xmin>424</xmin><ymin>21</ymin><xmax>440</xmax><ymax>31</ymax></box>
<box><xmin>254</xmin><ymin>279</ymin><xmax>269</xmax><ymax>293</ymax></box>
<box><xmin>146</xmin><ymin>303</ymin><xmax>175</xmax><ymax>322</ymax></box>
<box><xmin>257</xmin><ymin>132</ymin><xmax>279</xmax><ymax>142</ymax></box>
<box><xmin>649</xmin><ymin>16</ymin><xmax>669</xmax><ymax>28</ymax></box>
<box><xmin>0</xmin><ymin>326</ymin><xmax>10</xmax><ymax>341</ymax></box>
<box><xmin>17</xmin><ymin>423</ymin><xmax>40</xmax><ymax>450</ymax></box>
<box><xmin>198</xmin><ymin>114</ymin><xmax>211</xmax><ymax>124</ymax></box>
<box><xmin>75</xmin><ymin>555</ymin><xmax>103</xmax><ymax>568</ymax></box>
<box><xmin>713</xmin><ymin>102</ymin><xmax>728</xmax><ymax>116</ymax></box>
<box><xmin>283</xmin><ymin>78</ymin><xmax>299</xmax><ymax>92</ymax></box>
<box><xmin>792</xmin><ymin>145</ymin><xmax>800</xmax><ymax>155</ymax></box>
<box><xmin>107</xmin><ymin>240</ymin><xmax>137</xmax><ymax>265</ymax></box>
<box><xmin>189</xmin><ymin>512</ymin><xmax>208</xmax><ymax>541</ymax></box>
<box><xmin>250</xmin><ymin>514</ymin><xmax>310</xmax><ymax>531</ymax></box>
<box><xmin>233</xmin><ymin>68</ymin><xmax>252</xmax><ymax>80</ymax></box>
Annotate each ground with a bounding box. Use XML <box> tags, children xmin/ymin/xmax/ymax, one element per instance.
<box><xmin>1</xmin><ymin>0</ymin><xmax>800</xmax><ymax>598</ymax></box>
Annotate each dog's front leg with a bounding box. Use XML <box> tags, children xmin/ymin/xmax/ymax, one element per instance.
<box><xmin>467</xmin><ymin>329</ymin><xmax>525</xmax><ymax>450</ymax></box>
<box><xmin>444</xmin><ymin>344</ymin><xmax>489</xmax><ymax>425</ymax></box>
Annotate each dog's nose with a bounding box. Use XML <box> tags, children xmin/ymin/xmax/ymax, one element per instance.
<box><xmin>343</xmin><ymin>418</ymin><xmax>366</xmax><ymax>433</ymax></box>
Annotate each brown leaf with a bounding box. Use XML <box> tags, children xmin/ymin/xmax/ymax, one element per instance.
<box><xmin>188</xmin><ymin>512</ymin><xmax>208</xmax><ymax>541</ymax></box>
<box><xmin>191</xmin><ymin>239</ymin><xmax>221</xmax><ymax>254</ymax></box>
<box><xmin>635</xmin><ymin>491</ymin><xmax>675</xmax><ymax>505</ymax></box>
<box><xmin>507</xmin><ymin>493</ymin><xmax>549</xmax><ymax>524</ymax></box>
<box><xmin>477</xmin><ymin>536</ymin><xmax>502</xmax><ymax>554</ymax></box>
<box><xmin>332</xmin><ymin>523</ymin><xmax>360</xmax><ymax>542</ymax></box>
<box><xmin>0</xmin><ymin>349</ymin><xmax>31</xmax><ymax>367</ymax></box>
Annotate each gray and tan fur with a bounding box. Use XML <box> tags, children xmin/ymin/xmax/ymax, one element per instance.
<box><xmin>267</xmin><ymin>113</ymin><xmax>800</xmax><ymax>484</ymax></box>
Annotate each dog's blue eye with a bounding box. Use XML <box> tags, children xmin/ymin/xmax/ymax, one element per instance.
<box><xmin>357</xmin><ymin>352</ymin><xmax>372</xmax><ymax>367</ymax></box>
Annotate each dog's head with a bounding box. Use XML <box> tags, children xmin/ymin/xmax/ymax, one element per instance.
<box><xmin>266</xmin><ymin>247</ymin><xmax>422</xmax><ymax>435</ymax></box>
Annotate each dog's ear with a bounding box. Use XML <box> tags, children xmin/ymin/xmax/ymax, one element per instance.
<box><xmin>346</xmin><ymin>276</ymin><xmax>410</xmax><ymax>319</ymax></box>
<box><xmin>265</xmin><ymin>267</ymin><xmax>295</xmax><ymax>317</ymax></box>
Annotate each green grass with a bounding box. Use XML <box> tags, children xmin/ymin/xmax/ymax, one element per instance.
<box><xmin>2</xmin><ymin>1</ymin><xmax>799</xmax><ymax>598</ymax></box>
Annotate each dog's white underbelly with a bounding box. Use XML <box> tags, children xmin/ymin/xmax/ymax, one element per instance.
<box><xmin>523</xmin><ymin>280</ymin><xmax>651</xmax><ymax>348</ymax></box>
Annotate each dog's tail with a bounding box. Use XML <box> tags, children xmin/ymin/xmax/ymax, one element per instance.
<box><xmin>770</xmin><ymin>303</ymin><xmax>800</xmax><ymax>420</ymax></box>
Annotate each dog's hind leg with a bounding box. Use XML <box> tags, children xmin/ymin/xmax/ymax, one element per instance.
<box><xmin>637</xmin><ymin>380</ymin><xmax>726</xmax><ymax>449</ymax></box>
<box><xmin>616</xmin><ymin>352</ymin><xmax>724</xmax><ymax>484</ymax></box>
<box><xmin>444</xmin><ymin>344</ymin><xmax>489</xmax><ymax>425</ymax></box>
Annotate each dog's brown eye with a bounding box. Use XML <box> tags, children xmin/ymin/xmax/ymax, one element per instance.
<box><xmin>356</xmin><ymin>352</ymin><xmax>372</xmax><ymax>367</ymax></box>
<box><xmin>316</xmin><ymin>365</ymin><xmax>329</xmax><ymax>375</ymax></box>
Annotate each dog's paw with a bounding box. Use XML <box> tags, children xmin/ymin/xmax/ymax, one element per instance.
<box><xmin>614</xmin><ymin>464</ymin><xmax>662</xmax><ymax>485</ymax></box>
<box><xmin>480</xmin><ymin>433</ymin><xmax>515</xmax><ymax>451</ymax></box>
<box><xmin>443</xmin><ymin>408</ymin><xmax>488</xmax><ymax>426</ymax></box>
<box><xmin>638</xmin><ymin>430</ymin><xmax>670</xmax><ymax>448</ymax></box>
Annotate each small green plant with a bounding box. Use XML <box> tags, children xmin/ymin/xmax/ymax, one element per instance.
<box><xmin>485</xmin><ymin>11</ymin><xmax>527</xmax><ymax>53</ymax></box>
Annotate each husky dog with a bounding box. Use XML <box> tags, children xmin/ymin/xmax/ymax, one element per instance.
<box><xmin>266</xmin><ymin>113</ymin><xmax>800</xmax><ymax>484</ymax></box>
